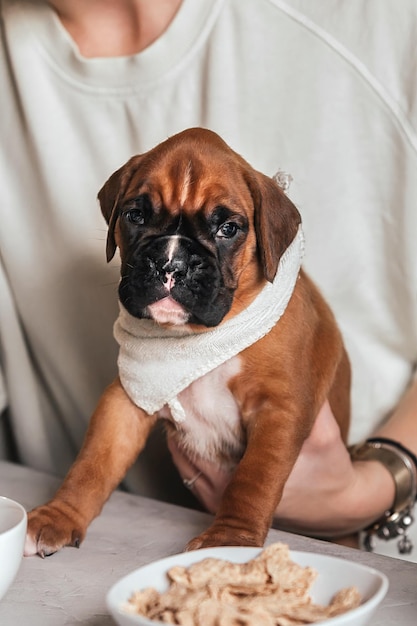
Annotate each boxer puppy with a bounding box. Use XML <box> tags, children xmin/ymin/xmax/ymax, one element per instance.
<box><xmin>25</xmin><ymin>128</ymin><xmax>350</xmax><ymax>557</ymax></box>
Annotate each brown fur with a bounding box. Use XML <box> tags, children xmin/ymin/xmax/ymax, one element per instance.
<box><xmin>26</xmin><ymin>128</ymin><xmax>350</xmax><ymax>556</ymax></box>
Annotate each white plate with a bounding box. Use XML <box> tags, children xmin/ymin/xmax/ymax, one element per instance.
<box><xmin>107</xmin><ymin>545</ymin><xmax>389</xmax><ymax>626</ymax></box>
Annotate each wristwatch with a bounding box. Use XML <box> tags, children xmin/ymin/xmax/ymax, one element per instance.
<box><xmin>349</xmin><ymin>438</ymin><xmax>417</xmax><ymax>554</ymax></box>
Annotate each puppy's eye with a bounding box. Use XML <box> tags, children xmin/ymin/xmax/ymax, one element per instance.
<box><xmin>124</xmin><ymin>209</ymin><xmax>145</xmax><ymax>225</ymax></box>
<box><xmin>122</xmin><ymin>194</ymin><xmax>152</xmax><ymax>226</ymax></box>
<box><xmin>216</xmin><ymin>222</ymin><xmax>239</xmax><ymax>239</ymax></box>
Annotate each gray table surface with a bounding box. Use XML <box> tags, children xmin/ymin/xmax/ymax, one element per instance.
<box><xmin>0</xmin><ymin>460</ymin><xmax>416</xmax><ymax>625</ymax></box>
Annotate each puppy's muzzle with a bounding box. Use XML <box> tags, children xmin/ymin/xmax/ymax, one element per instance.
<box><xmin>119</xmin><ymin>234</ymin><xmax>233</xmax><ymax>327</ymax></box>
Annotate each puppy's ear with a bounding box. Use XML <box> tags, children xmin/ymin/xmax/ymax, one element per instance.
<box><xmin>97</xmin><ymin>156</ymin><xmax>142</xmax><ymax>262</ymax></box>
<box><xmin>98</xmin><ymin>171</ymin><xmax>121</xmax><ymax>263</ymax></box>
<box><xmin>249</xmin><ymin>171</ymin><xmax>301</xmax><ymax>282</ymax></box>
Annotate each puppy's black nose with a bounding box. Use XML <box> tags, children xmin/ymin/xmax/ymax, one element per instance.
<box><xmin>163</xmin><ymin>257</ymin><xmax>187</xmax><ymax>276</ymax></box>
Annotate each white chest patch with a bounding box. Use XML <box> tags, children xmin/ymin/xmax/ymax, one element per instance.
<box><xmin>158</xmin><ymin>356</ymin><xmax>244</xmax><ymax>468</ymax></box>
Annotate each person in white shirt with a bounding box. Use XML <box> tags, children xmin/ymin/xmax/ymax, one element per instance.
<box><xmin>1</xmin><ymin>0</ymin><xmax>416</xmax><ymax>561</ymax></box>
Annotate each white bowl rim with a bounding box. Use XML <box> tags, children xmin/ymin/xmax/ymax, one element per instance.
<box><xmin>0</xmin><ymin>496</ymin><xmax>27</xmax><ymax>536</ymax></box>
<box><xmin>106</xmin><ymin>546</ymin><xmax>389</xmax><ymax>626</ymax></box>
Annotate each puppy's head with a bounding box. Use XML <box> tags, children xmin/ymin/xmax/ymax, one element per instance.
<box><xmin>98</xmin><ymin>128</ymin><xmax>300</xmax><ymax>329</ymax></box>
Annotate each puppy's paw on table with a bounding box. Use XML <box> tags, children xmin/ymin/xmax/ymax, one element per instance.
<box><xmin>25</xmin><ymin>505</ymin><xmax>85</xmax><ymax>558</ymax></box>
<box><xmin>186</xmin><ymin>525</ymin><xmax>264</xmax><ymax>551</ymax></box>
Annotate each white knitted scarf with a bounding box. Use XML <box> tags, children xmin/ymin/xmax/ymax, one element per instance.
<box><xmin>114</xmin><ymin>224</ymin><xmax>304</xmax><ymax>423</ymax></box>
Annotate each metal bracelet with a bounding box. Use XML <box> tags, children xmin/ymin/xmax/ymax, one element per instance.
<box><xmin>349</xmin><ymin>439</ymin><xmax>417</xmax><ymax>555</ymax></box>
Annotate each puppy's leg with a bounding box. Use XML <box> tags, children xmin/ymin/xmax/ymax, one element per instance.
<box><xmin>187</xmin><ymin>405</ymin><xmax>313</xmax><ymax>550</ymax></box>
<box><xmin>25</xmin><ymin>378</ymin><xmax>156</xmax><ymax>557</ymax></box>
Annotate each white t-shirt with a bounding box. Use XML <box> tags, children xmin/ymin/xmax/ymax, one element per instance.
<box><xmin>1</xmin><ymin>0</ymin><xmax>417</xmax><ymax>559</ymax></box>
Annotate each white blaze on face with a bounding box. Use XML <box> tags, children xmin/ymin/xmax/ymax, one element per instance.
<box><xmin>146</xmin><ymin>234</ymin><xmax>189</xmax><ymax>325</ymax></box>
<box><xmin>164</xmin><ymin>235</ymin><xmax>180</xmax><ymax>290</ymax></box>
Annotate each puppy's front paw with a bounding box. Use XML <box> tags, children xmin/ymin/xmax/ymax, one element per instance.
<box><xmin>186</xmin><ymin>525</ymin><xmax>264</xmax><ymax>551</ymax></box>
<box><xmin>25</xmin><ymin>504</ymin><xmax>85</xmax><ymax>558</ymax></box>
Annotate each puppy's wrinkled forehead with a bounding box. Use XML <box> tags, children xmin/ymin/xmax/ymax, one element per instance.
<box><xmin>122</xmin><ymin>131</ymin><xmax>251</xmax><ymax>213</ymax></box>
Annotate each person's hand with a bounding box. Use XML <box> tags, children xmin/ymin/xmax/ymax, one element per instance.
<box><xmin>168</xmin><ymin>401</ymin><xmax>396</xmax><ymax>538</ymax></box>
<box><xmin>167</xmin><ymin>435</ymin><xmax>232</xmax><ymax>514</ymax></box>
